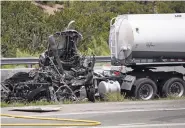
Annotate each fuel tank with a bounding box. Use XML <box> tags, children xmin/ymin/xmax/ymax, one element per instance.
<box><xmin>98</xmin><ymin>80</ymin><xmax>121</xmax><ymax>97</ymax></box>
<box><xmin>109</xmin><ymin>13</ymin><xmax>185</xmax><ymax>61</ymax></box>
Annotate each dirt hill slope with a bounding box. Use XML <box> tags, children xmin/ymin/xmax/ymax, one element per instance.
<box><xmin>32</xmin><ymin>1</ymin><xmax>64</xmax><ymax>15</ymax></box>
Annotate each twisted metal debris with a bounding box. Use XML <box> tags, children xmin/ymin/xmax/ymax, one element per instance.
<box><xmin>1</xmin><ymin>21</ymin><xmax>96</xmax><ymax>103</ymax></box>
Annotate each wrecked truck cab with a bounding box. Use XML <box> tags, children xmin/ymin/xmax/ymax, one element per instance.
<box><xmin>39</xmin><ymin>29</ymin><xmax>84</xmax><ymax>70</ymax></box>
<box><xmin>37</xmin><ymin>21</ymin><xmax>96</xmax><ymax>102</ymax></box>
<box><xmin>1</xmin><ymin>21</ymin><xmax>96</xmax><ymax>103</ymax></box>
<box><xmin>54</xmin><ymin>29</ymin><xmax>83</xmax><ymax>51</ymax></box>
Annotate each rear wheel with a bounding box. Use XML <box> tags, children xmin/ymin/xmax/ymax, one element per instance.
<box><xmin>134</xmin><ymin>78</ymin><xmax>157</xmax><ymax>100</ymax></box>
<box><xmin>86</xmin><ymin>86</ymin><xmax>95</xmax><ymax>102</ymax></box>
<box><xmin>162</xmin><ymin>77</ymin><xmax>185</xmax><ymax>97</ymax></box>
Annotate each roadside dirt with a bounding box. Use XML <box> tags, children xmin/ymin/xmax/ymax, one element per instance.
<box><xmin>32</xmin><ymin>2</ymin><xmax>64</xmax><ymax>15</ymax></box>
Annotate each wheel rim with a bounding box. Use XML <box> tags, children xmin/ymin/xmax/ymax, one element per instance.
<box><xmin>138</xmin><ymin>84</ymin><xmax>154</xmax><ymax>100</ymax></box>
<box><xmin>168</xmin><ymin>82</ymin><xmax>184</xmax><ymax>97</ymax></box>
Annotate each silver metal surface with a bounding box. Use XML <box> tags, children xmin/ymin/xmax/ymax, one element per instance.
<box><xmin>110</xmin><ymin>13</ymin><xmax>185</xmax><ymax>60</ymax></box>
<box><xmin>98</xmin><ymin>80</ymin><xmax>121</xmax><ymax>96</ymax></box>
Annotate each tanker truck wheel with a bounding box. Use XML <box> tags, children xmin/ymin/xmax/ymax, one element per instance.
<box><xmin>134</xmin><ymin>78</ymin><xmax>157</xmax><ymax>100</ymax></box>
<box><xmin>162</xmin><ymin>77</ymin><xmax>185</xmax><ymax>98</ymax></box>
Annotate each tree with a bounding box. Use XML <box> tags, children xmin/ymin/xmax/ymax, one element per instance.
<box><xmin>1</xmin><ymin>1</ymin><xmax>185</xmax><ymax>57</ymax></box>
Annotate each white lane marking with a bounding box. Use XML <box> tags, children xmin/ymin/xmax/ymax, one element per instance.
<box><xmin>55</xmin><ymin>123</ymin><xmax>185</xmax><ymax>128</ymax></box>
<box><xmin>115</xmin><ymin>123</ymin><xmax>185</xmax><ymax>128</ymax></box>
<box><xmin>2</xmin><ymin>107</ymin><xmax>185</xmax><ymax>119</ymax></box>
<box><xmin>1</xmin><ymin>117</ymin><xmax>14</xmax><ymax>119</ymax></box>
<box><xmin>26</xmin><ymin>107</ymin><xmax>185</xmax><ymax>117</ymax></box>
<box><xmin>119</xmin><ymin>123</ymin><xmax>147</xmax><ymax>126</ymax></box>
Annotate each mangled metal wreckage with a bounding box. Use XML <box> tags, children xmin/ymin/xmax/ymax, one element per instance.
<box><xmin>1</xmin><ymin>21</ymin><xmax>96</xmax><ymax>103</ymax></box>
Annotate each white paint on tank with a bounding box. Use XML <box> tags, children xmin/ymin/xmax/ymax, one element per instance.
<box><xmin>117</xmin><ymin>19</ymin><xmax>134</xmax><ymax>60</ymax></box>
<box><xmin>110</xmin><ymin>13</ymin><xmax>185</xmax><ymax>60</ymax></box>
<box><xmin>130</xmin><ymin>19</ymin><xmax>185</xmax><ymax>52</ymax></box>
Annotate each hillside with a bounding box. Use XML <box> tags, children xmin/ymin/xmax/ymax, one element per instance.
<box><xmin>32</xmin><ymin>1</ymin><xmax>64</xmax><ymax>15</ymax></box>
<box><xmin>1</xmin><ymin>1</ymin><xmax>185</xmax><ymax>57</ymax></box>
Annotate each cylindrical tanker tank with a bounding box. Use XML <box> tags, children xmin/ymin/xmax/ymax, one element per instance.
<box><xmin>109</xmin><ymin>13</ymin><xmax>185</xmax><ymax>63</ymax></box>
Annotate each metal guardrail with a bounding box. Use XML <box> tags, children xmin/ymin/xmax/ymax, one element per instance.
<box><xmin>1</xmin><ymin>57</ymin><xmax>39</xmax><ymax>65</ymax></box>
<box><xmin>1</xmin><ymin>56</ymin><xmax>111</xmax><ymax>67</ymax></box>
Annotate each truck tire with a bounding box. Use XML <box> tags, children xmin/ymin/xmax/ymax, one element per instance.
<box><xmin>86</xmin><ymin>86</ymin><xmax>95</xmax><ymax>103</ymax></box>
<box><xmin>134</xmin><ymin>78</ymin><xmax>157</xmax><ymax>100</ymax></box>
<box><xmin>162</xmin><ymin>77</ymin><xmax>185</xmax><ymax>97</ymax></box>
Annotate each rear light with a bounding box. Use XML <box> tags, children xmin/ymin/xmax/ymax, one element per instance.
<box><xmin>114</xmin><ymin>71</ymin><xmax>120</xmax><ymax>76</ymax></box>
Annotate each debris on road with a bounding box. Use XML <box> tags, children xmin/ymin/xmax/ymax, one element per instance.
<box><xmin>10</xmin><ymin>106</ymin><xmax>62</xmax><ymax>112</ymax></box>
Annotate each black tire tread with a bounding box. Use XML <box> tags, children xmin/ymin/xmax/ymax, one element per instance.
<box><xmin>134</xmin><ymin>78</ymin><xmax>157</xmax><ymax>100</ymax></box>
<box><xmin>162</xmin><ymin>77</ymin><xmax>185</xmax><ymax>97</ymax></box>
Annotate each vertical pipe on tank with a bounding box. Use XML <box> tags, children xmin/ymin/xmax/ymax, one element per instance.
<box><xmin>115</xmin><ymin>22</ymin><xmax>118</xmax><ymax>59</ymax></box>
<box><xmin>109</xmin><ymin>17</ymin><xmax>116</xmax><ymax>59</ymax></box>
<box><xmin>116</xmin><ymin>16</ymin><xmax>127</xmax><ymax>60</ymax></box>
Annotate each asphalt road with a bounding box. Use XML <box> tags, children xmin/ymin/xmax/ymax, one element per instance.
<box><xmin>1</xmin><ymin>99</ymin><xmax>185</xmax><ymax>128</ymax></box>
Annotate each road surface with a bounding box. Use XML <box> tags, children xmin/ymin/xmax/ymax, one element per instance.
<box><xmin>1</xmin><ymin>99</ymin><xmax>185</xmax><ymax>128</ymax></box>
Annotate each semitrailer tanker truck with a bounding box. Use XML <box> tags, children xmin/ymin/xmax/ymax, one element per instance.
<box><xmin>96</xmin><ymin>13</ymin><xmax>185</xmax><ymax>100</ymax></box>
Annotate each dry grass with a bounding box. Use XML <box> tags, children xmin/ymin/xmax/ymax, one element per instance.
<box><xmin>1</xmin><ymin>93</ymin><xmax>185</xmax><ymax>108</ymax></box>
<box><xmin>99</xmin><ymin>92</ymin><xmax>126</xmax><ymax>102</ymax></box>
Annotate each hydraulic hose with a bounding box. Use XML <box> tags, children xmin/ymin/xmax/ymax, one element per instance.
<box><xmin>0</xmin><ymin>113</ymin><xmax>101</xmax><ymax>126</ymax></box>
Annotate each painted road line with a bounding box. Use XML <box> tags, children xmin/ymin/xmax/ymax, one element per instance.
<box><xmin>120</xmin><ymin>123</ymin><xmax>185</xmax><ymax>128</ymax></box>
<box><xmin>119</xmin><ymin>123</ymin><xmax>147</xmax><ymax>126</ymax></box>
<box><xmin>2</xmin><ymin>107</ymin><xmax>185</xmax><ymax>119</ymax></box>
<box><xmin>24</xmin><ymin>107</ymin><xmax>185</xmax><ymax>117</ymax></box>
<box><xmin>55</xmin><ymin>123</ymin><xmax>185</xmax><ymax>128</ymax></box>
<box><xmin>115</xmin><ymin>123</ymin><xmax>185</xmax><ymax>127</ymax></box>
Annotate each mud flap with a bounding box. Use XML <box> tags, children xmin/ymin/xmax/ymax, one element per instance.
<box><xmin>121</xmin><ymin>75</ymin><xmax>136</xmax><ymax>91</ymax></box>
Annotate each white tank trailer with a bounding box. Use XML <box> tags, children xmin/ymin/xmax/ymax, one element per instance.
<box><xmin>97</xmin><ymin>13</ymin><xmax>185</xmax><ymax>101</ymax></box>
<box><xmin>109</xmin><ymin>13</ymin><xmax>185</xmax><ymax>66</ymax></box>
